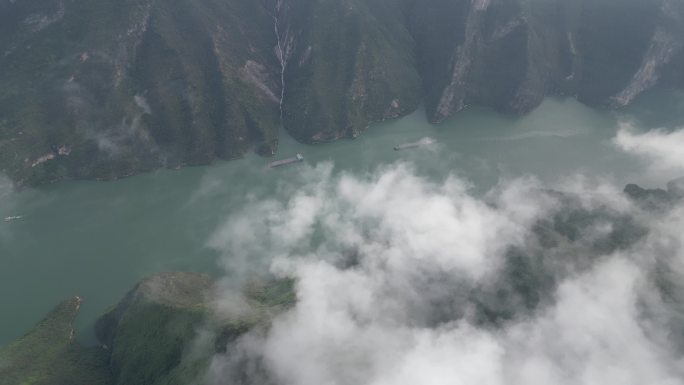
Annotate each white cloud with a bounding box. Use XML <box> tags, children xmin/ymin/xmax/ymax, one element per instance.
<box><xmin>206</xmin><ymin>163</ymin><xmax>684</xmax><ymax>385</ymax></box>
<box><xmin>614</xmin><ymin>123</ymin><xmax>684</xmax><ymax>173</ymax></box>
<box><xmin>0</xmin><ymin>173</ymin><xmax>14</xmax><ymax>201</ymax></box>
<box><xmin>503</xmin><ymin>257</ymin><xmax>681</xmax><ymax>385</ymax></box>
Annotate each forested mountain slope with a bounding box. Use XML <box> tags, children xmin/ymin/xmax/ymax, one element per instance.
<box><xmin>1</xmin><ymin>0</ymin><xmax>682</xmax><ymax>184</ymax></box>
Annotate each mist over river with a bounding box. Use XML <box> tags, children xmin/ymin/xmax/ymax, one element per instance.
<box><xmin>1</xmin><ymin>91</ymin><xmax>683</xmax><ymax>346</ymax></box>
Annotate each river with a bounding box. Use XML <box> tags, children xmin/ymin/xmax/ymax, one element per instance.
<box><xmin>1</xmin><ymin>91</ymin><xmax>683</xmax><ymax>346</ymax></box>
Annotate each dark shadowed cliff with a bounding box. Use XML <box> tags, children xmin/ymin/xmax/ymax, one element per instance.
<box><xmin>1</xmin><ymin>0</ymin><xmax>682</xmax><ymax>184</ymax></box>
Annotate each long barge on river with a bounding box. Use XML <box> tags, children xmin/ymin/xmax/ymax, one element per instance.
<box><xmin>394</xmin><ymin>137</ymin><xmax>435</xmax><ymax>151</ymax></box>
<box><xmin>269</xmin><ymin>153</ymin><xmax>304</xmax><ymax>168</ymax></box>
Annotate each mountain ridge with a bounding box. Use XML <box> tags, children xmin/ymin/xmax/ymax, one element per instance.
<box><xmin>1</xmin><ymin>0</ymin><xmax>682</xmax><ymax>185</ymax></box>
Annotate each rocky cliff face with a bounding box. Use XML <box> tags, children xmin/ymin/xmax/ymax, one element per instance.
<box><xmin>276</xmin><ymin>0</ymin><xmax>423</xmax><ymax>142</ymax></box>
<box><xmin>0</xmin><ymin>0</ymin><xmax>281</xmax><ymax>185</ymax></box>
<box><xmin>0</xmin><ymin>0</ymin><xmax>682</xmax><ymax>184</ymax></box>
<box><xmin>612</xmin><ymin>0</ymin><xmax>684</xmax><ymax>106</ymax></box>
<box><xmin>409</xmin><ymin>0</ymin><xmax>684</xmax><ymax>121</ymax></box>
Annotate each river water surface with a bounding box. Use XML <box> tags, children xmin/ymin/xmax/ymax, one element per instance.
<box><xmin>1</xmin><ymin>92</ymin><xmax>683</xmax><ymax>346</ymax></box>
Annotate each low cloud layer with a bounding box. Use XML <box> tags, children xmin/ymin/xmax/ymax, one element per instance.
<box><xmin>0</xmin><ymin>173</ymin><xmax>13</xmax><ymax>201</ymax></box>
<box><xmin>205</xmin><ymin>155</ymin><xmax>684</xmax><ymax>385</ymax></box>
<box><xmin>614</xmin><ymin>123</ymin><xmax>684</xmax><ymax>176</ymax></box>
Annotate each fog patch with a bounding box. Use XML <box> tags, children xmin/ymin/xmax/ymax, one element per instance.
<box><xmin>614</xmin><ymin>122</ymin><xmax>684</xmax><ymax>179</ymax></box>
<box><xmin>203</xmin><ymin>159</ymin><xmax>684</xmax><ymax>385</ymax></box>
<box><xmin>63</xmin><ymin>81</ymin><xmax>155</xmax><ymax>157</ymax></box>
<box><xmin>134</xmin><ymin>94</ymin><xmax>152</xmax><ymax>115</ymax></box>
<box><xmin>0</xmin><ymin>173</ymin><xmax>14</xmax><ymax>202</ymax></box>
<box><xmin>550</xmin><ymin>173</ymin><xmax>633</xmax><ymax>213</ymax></box>
<box><xmin>92</xmin><ymin>115</ymin><xmax>148</xmax><ymax>156</ymax></box>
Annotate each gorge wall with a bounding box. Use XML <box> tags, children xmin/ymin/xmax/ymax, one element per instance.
<box><xmin>0</xmin><ymin>0</ymin><xmax>682</xmax><ymax>184</ymax></box>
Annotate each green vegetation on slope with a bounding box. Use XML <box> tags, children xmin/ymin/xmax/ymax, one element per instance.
<box><xmin>0</xmin><ymin>0</ymin><xmax>280</xmax><ymax>186</ymax></box>
<box><xmin>281</xmin><ymin>0</ymin><xmax>423</xmax><ymax>142</ymax></box>
<box><xmin>93</xmin><ymin>272</ymin><xmax>295</xmax><ymax>385</ymax></box>
<box><xmin>1</xmin><ymin>0</ymin><xmax>682</xmax><ymax>184</ymax></box>
<box><xmin>0</xmin><ymin>271</ymin><xmax>297</xmax><ymax>385</ymax></box>
<box><xmin>0</xmin><ymin>297</ymin><xmax>113</xmax><ymax>385</ymax></box>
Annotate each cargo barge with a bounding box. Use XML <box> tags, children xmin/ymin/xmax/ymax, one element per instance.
<box><xmin>269</xmin><ymin>153</ymin><xmax>304</xmax><ymax>168</ymax></box>
<box><xmin>394</xmin><ymin>137</ymin><xmax>435</xmax><ymax>151</ymax></box>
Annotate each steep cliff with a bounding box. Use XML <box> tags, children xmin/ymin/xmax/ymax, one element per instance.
<box><xmin>0</xmin><ymin>0</ymin><xmax>281</xmax><ymax>185</ymax></box>
<box><xmin>408</xmin><ymin>0</ymin><xmax>682</xmax><ymax>122</ymax></box>
<box><xmin>0</xmin><ymin>0</ymin><xmax>683</xmax><ymax>184</ymax></box>
<box><xmin>276</xmin><ymin>0</ymin><xmax>423</xmax><ymax>142</ymax></box>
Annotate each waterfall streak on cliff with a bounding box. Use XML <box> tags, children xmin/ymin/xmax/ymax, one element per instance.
<box><xmin>273</xmin><ymin>1</ymin><xmax>287</xmax><ymax>121</ymax></box>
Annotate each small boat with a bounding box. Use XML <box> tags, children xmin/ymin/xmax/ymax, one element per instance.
<box><xmin>269</xmin><ymin>153</ymin><xmax>304</xmax><ymax>168</ymax></box>
<box><xmin>394</xmin><ymin>137</ymin><xmax>435</xmax><ymax>151</ymax></box>
<box><xmin>3</xmin><ymin>216</ymin><xmax>22</xmax><ymax>222</ymax></box>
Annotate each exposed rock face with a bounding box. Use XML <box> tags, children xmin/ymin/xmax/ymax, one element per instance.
<box><xmin>0</xmin><ymin>0</ymin><xmax>683</xmax><ymax>184</ymax></box>
<box><xmin>611</xmin><ymin>0</ymin><xmax>684</xmax><ymax>106</ymax></box>
<box><xmin>408</xmin><ymin>0</ymin><xmax>684</xmax><ymax>122</ymax></box>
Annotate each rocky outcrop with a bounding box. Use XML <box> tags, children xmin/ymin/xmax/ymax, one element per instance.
<box><xmin>93</xmin><ymin>272</ymin><xmax>293</xmax><ymax>385</ymax></box>
<box><xmin>94</xmin><ymin>273</ymin><xmax>216</xmax><ymax>385</ymax></box>
<box><xmin>0</xmin><ymin>297</ymin><xmax>113</xmax><ymax>385</ymax></box>
<box><xmin>0</xmin><ymin>272</ymin><xmax>295</xmax><ymax>385</ymax></box>
<box><xmin>624</xmin><ymin>178</ymin><xmax>684</xmax><ymax>210</ymax></box>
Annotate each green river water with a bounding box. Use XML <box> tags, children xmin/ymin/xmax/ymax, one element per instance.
<box><xmin>1</xmin><ymin>92</ymin><xmax>683</xmax><ymax>346</ymax></box>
